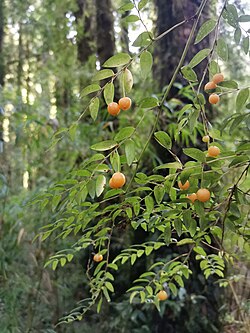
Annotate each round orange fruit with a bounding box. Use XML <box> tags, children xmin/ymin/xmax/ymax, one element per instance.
<box><xmin>212</xmin><ymin>73</ymin><xmax>224</xmax><ymax>84</ymax></box>
<box><xmin>110</xmin><ymin>172</ymin><xmax>126</xmax><ymax>189</ymax></box>
<box><xmin>207</xmin><ymin>146</ymin><xmax>220</xmax><ymax>157</ymax></box>
<box><xmin>107</xmin><ymin>102</ymin><xmax>120</xmax><ymax>116</ymax></box>
<box><xmin>118</xmin><ymin>97</ymin><xmax>132</xmax><ymax>111</ymax></box>
<box><xmin>209</xmin><ymin>93</ymin><xmax>220</xmax><ymax>104</ymax></box>
<box><xmin>204</xmin><ymin>81</ymin><xmax>217</xmax><ymax>91</ymax></box>
<box><xmin>93</xmin><ymin>253</ymin><xmax>103</xmax><ymax>262</ymax></box>
<box><xmin>196</xmin><ymin>188</ymin><xmax>210</xmax><ymax>203</ymax></box>
<box><xmin>157</xmin><ymin>290</ymin><xmax>168</xmax><ymax>301</ymax></box>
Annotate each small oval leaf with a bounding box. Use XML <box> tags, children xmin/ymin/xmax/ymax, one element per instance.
<box><xmin>140</xmin><ymin>50</ymin><xmax>153</xmax><ymax>79</ymax></box>
<box><xmin>103</xmin><ymin>53</ymin><xmax>131</xmax><ymax>68</ymax></box>
<box><xmin>89</xmin><ymin>97</ymin><xmax>99</xmax><ymax>121</ymax></box>
<box><xmin>188</xmin><ymin>49</ymin><xmax>211</xmax><ymax>68</ymax></box>
<box><xmin>104</xmin><ymin>82</ymin><xmax>114</xmax><ymax>105</ymax></box>
<box><xmin>154</xmin><ymin>131</ymin><xmax>172</xmax><ymax>149</ymax></box>
<box><xmin>195</xmin><ymin>19</ymin><xmax>217</xmax><ymax>44</ymax></box>
<box><xmin>91</xmin><ymin>140</ymin><xmax>117</xmax><ymax>151</ymax></box>
<box><xmin>81</xmin><ymin>84</ymin><xmax>100</xmax><ymax>97</ymax></box>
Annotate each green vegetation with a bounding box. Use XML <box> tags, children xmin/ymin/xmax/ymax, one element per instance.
<box><xmin>0</xmin><ymin>1</ymin><xmax>249</xmax><ymax>332</ymax></box>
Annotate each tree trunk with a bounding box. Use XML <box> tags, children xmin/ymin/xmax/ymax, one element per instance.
<box><xmin>75</xmin><ymin>0</ymin><xmax>96</xmax><ymax>64</ymax></box>
<box><xmin>153</xmin><ymin>0</ymin><xmax>211</xmax><ymax>94</ymax></box>
<box><xmin>95</xmin><ymin>0</ymin><xmax>116</xmax><ymax>66</ymax></box>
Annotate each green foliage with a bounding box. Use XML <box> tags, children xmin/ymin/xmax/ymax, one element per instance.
<box><xmin>1</xmin><ymin>0</ymin><xmax>250</xmax><ymax>332</ymax></box>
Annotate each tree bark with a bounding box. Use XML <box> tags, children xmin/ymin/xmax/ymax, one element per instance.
<box><xmin>95</xmin><ymin>0</ymin><xmax>116</xmax><ymax>66</ymax></box>
<box><xmin>75</xmin><ymin>0</ymin><xmax>96</xmax><ymax>64</ymax></box>
<box><xmin>153</xmin><ymin>0</ymin><xmax>211</xmax><ymax>94</ymax></box>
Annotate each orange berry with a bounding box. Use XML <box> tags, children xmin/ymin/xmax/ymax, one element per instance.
<box><xmin>107</xmin><ymin>102</ymin><xmax>120</xmax><ymax>116</ymax></box>
<box><xmin>208</xmin><ymin>93</ymin><xmax>220</xmax><ymax>104</ymax></box>
<box><xmin>212</xmin><ymin>73</ymin><xmax>224</xmax><ymax>84</ymax></box>
<box><xmin>187</xmin><ymin>193</ymin><xmax>197</xmax><ymax>203</ymax></box>
<box><xmin>207</xmin><ymin>146</ymin><xmax>220</xmax><ymax>157</ymax></box>
<box><xmin>178</xmin><ymin>180</ymin><xmax>190</xmax><ymax>191</ymax></box>
<box><xmin>196</xmin><ymin>188</ymin><xmax>210</xmax><ymax>203</ymax></box>
<box><xmin>93</xmin><ymin>253</ymin><xmax>103</xmax><ymax>262</ymax></box>
<box><xmin>157</xmin><ymin>290</ymin><xmax>168</xmax><ymax>301</ymax></box>
<box><xmin>110</xmin><ymin>172</ymin><xmax>126</xmax><ymax>189</ymax></box>
<box><xmin>118</xmin><ymin>97</ymin><xmax>132</xmax><ymax>111</ymax></box>
<box><xmin>109</xmin><ymin>177</ymin><xmax>115</xmax><ymax>189</ymax></box>
<box><xmin>202</xmin><ymin>135</ymin><xmax>210</xmax><ymax>143</ymax></box>
<box><xmin>204</xmin><ymin>81</ymin><xmax>217</xmax><ymax>91</ymax></box>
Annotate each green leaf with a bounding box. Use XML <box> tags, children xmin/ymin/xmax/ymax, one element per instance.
<box><xmin>114</xmin><ymin>126</ymin><xmax>134</xmax><ymax>142</ymax></box>
<box><xmin>123</xmin><ymin>68</ymin><xmax>133</xmax><ymax>93</ymax></box>
<box><xmin>138</xmin><ymin>0</ymin><xmax>148</xmax><ymax>10</ymax></box>
<box><xmin>131</xmin><ymin>253</ymin><xmax>137</xmax><ymax>265</ymax></box>
<box><xmin>238</xmin><ymin>15</ymin><xmax>250</xmax><ymax>22</ymax></box>
<box><xmin>87</xmin><ymin>179</ymin><xmax>95</xmax><ymax>199</ymax></box>
<box><xmin>97</xmin><ymin>297</ymin><xmax>103</xmax><ymax>314</ymax></box>
<box><xmin>177</xmin><ymin>238</ymin><xmax>195</xmax><ymax>246</ymax></box>
<box><xmin>163</xmin><ymin>224</ymin><xmax>172</xmax><ymax>245</ymax></box>
<box><xmin>103</xmin><ymin>53</ymin><xmax>131</xmax><ymax>68</ymax></box>
<box><xmin>52</xmin><ymin>260</ymin><xmax>58</xmax><ymax>271</ymax></box>
<box><xmin>81</xmin><ymin>84</ymin><xmax>101</xmax><ymax>97</ymax></box>
<box><xmin>68</xmin><ymin>123</ymin><xmax>77</xmax><ymax>141</ymax></box>
<box><xmin>155</xmin><ymin>162</ymin><xmax>182</xmax><ymax>170</ymax></box>
<box><xmin>183</xmin><ymin>148</ymin><xmax>205</xmax><ymax>162</ymax></box>
<box><xmin>188</xmin><ymin>49</ymin><xmax>211</xmax><ymax>68</ymax></box>
<box><xmin>51</xmin><ymin>194</ymin><xmax>61</xmax><ymax>212</ymax></box>
<box><xmin>110</xmin><ymin>151</ymin><xmax>120</xmax><ymax>172</ymax></box>
<box><xmin>189</xmin><ymin>109</ymin><xmax>199</xmax><ymax>133</ymax></box>
<box><xmin>218</xmin><ymin>80</ymin><xmax>238</xmax><ymax>89</ymax></box>
<box><xmin>154</xmin><ymin>185</ymin><xmax>165</xmax><ymax>204</ymax></box>
<box><xmin>174</xmin><ymin>275</ymin><xmax>184</xmax><ymax>288</ymax></box>
<box><xmin>140</xmin><ymin>51</ymin><xmax>153</xmax><ymax>79</ymax></box>
<box><xmin>181</xmin><ymin>66</ymin><xmax>197</xmax><ymax>82</ymax></box>
<box><xmin>140</xmin><ymin>97</ymin><xmax>159</xmax><ymax>108</ymax></box>
<box><xmin>222</xmin><ymin>4</ymin><xmax>238</xmax><ymax>28</ymax></box>
<box><xmin>145</xmin><ymin>246</ymin><xmax>153</xmax><ymax>256</ymax></box>
<box><xmin>89</xmin><ymin>97</ymin><xmax>100</xmax><ymax>121</ymax></box>
<box><xmin>189</xmin><ymin>219</ymin><xmax>197</xmax><ymax>237</ymax></box>
<box><xmin>154</xmin><ymin>131</ymin><xmax>172</xmax><ymax>149</ymax></box>
<box><xmin>209</xmin><ymin>60</ymin><xmax>220</xmax><ymax>76</ymax></box>
<box><xmin>234</xmin><ymin>27</ymin><xmax>241</xmax><ymax>44</ymax></box>
<box><xmin>124</xmin><ymin>15</ymin><xmax>140</xmax><ymax>23</ymax></box>
<box><xmin>67</xmin><ymin>254</ymin><xmax>74</xmax><ymax>262</ymax></box>
<box><xmin>91</xmin><ymin>140</ymin><xmax>117</xmax><ymax>151</ymax></box>
<box><xmin>118</xmin><ymin>2</ymin><xmax>134</xmax><ymax>13</ymax></box>
<box><xmin>242</xmin><ymin>36</ymin><xmax>249</xmax><ymax>55</ymax></box>
<box><xmin>169</xmin><ymin>282</ymin><xmax>177</xmax><ymax>296</ymax></box>
<box><xmin>104</xmin><ymin>82</ymin><xmax>114</xmax><ymax>104</ymax></box>
<box><xmin>145</xmin><ymin>195</ymin><xmax>154</xmax><ymax>214</ymax></box>
<box><xmin>105</xmin><ymin>281</ymin><xmax>114</xmax><ymax>292</ymax></box>
<box><xmin>236</xmin><ymin>88</ymin><xmax>249</xmax><ymax>112</ymax></box>
<box><xmin>108</xmin><ymin>263</ymin><xmax>118</xmax><ymax>270</ymax></box>
<box><xmin>132</xmin><ymin>31</ymin><xmax>152</xmax><ymax>47</ymax></box>
<box><xmin>193</xmin><ymin>246</ymin><xmax>206</xmax><ymax>256</ymax></box>
<box><xmin>102</xmin><ymin>287</ymin><xmax>111</xmax><ymax>302</ymax></box>
<box><xmin>125</xmin><ymin>139</ymin><xmax>135</xmax><ymax>166</ymax></box>
<box><xmin>96</xmin><ymin>175</ymin><xmax>106</xmax><ymax>197</ymax></box>
<box><xmin>216</xmin><ymin>39</ymin><xmax>228</xmax><ymax>61</ymax></box>
<box><xmin>195</xmin><ymin>19</ymin><xmax>217</xmax><ymax>44</ymax></box>
<box><xmin>92</xmin><ymin>69</ymin><xmax>114</xmax><ymax>81</ymax></box>
<box><xmin>174</xmin><ymin>219</ymin><xmax>182</xmax><ymax>237</ymax></box>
